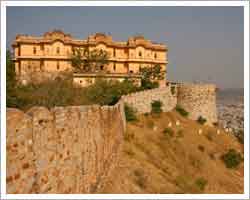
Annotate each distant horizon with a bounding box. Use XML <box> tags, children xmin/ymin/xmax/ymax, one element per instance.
<box><xmin>6</xmin><ymin>6</ymin><xmax>244</xmax><ymax>89</ymax></box>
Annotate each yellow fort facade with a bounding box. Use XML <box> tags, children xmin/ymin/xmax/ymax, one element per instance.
<box><xmin>12</xmin><ymin>30</ymin><xmax>168</xmax><ymax>86</ymax></box>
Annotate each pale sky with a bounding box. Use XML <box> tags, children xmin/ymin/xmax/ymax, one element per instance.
<box><xmin>6</xmin><ymin>6</ymin><xmax>244</xmax><ymax>89</ymax></box>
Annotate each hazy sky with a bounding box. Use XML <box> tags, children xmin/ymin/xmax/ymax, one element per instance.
<box><xmin>6</xmin><ymin>6</ymin><xmax>244</xmax><ymax>89</ymax></box>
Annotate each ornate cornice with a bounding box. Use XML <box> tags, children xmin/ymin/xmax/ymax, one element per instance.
<box><xmin>12</xmin><ymin>30</ymin><xmax>167</xmax><ymax>51</ymax></box>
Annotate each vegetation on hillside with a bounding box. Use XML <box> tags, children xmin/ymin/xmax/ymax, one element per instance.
<box><xmin>175</xmin><ymin>105</ymin><xmax>189</xmax><ymax>117</ymax></box>
<box><xmin>221</xmin><ymin>149</ymin><xmax>243</xmax><ymax>169</ymax></box>
<box><xmin>6</xmin><ymin>49</ymin><xmax>165</xmax><ymax>110</ymax></box>
<box><xmin>124</xmin><ymin>104</ymin><xmax>137</xmax><ymax>122</ymax></box>
<box><xmin>101</xmin><ymin>111</ymin><xmax>244</xmax><ymax>194</ymax></box>
<box><xmin>151</xmin><ymin>100</ymin><xmax>163</xmax><ymax>114</ymax></box>
<box><xmin>197</xmin><ymin>116</ymin><xmax>207</xmax><ymax>125</ymax></box>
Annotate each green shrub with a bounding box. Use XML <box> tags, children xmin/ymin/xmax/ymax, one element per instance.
<box><xmin>175</xmin><ymin>105</ymin><xmax>189</xmax><ymax>117</ymax></box>
<box><xmin>151</xmin><ymin>100</ymin><xmax>163</xmax><ymax>114</ymax></box>
<box><xmin>163</xmin><ymin>128</ymin><xmax>174</xmax><ymax>137</ymax></box>
<box><xmin>9</xmin><ymin>75</ymin><xmax>141</xmax><ymax>110</ymax></box>
<box><xmin>124</xmin><ymin>104</ymin><xmax>137</xmax><ymax>122</ymax></box>
<box><xmin>195</xmin><ymin>177</ymin><xmax>207</xmax><ymax>191</ymax></box>
<box><xmin>141</xmin><ymin>79</ymin><xmax>159</xmax><ymax>90</ymax></box>
<box><xmin>221</xmin><ymin>149</ymin><xmax>243</xmax><ymax>169</ymax></box>
<box><xmin>85</xmin><ymin>79</ymin><xmax>139</xmax><ymax>106</ymax></box>
<box><xmin>171</xmin><ymin>86</ymin><xmax>176</xmax><ymax>95</ymax></box>
<box><xmin>197</xmin><ymin>116</ymin><xmax>207</xmax><ymax>125</ymax></box>
<box><xmin>11</xmin><ymin>74</ymin><xmax>89</xmax><ymax>110</ymax></box>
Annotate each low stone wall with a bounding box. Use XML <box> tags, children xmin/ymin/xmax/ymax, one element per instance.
<box><xmin>177</xmin><ymin>83</ymin><xmax>218</xmax><ymax>125</ymax></box>
<box><xmin>121</xmin><ymin>85</ymin><xmax>177</xmax><ymax>114</ymax></box>
<box><xmin>6</xmin><ymin>102</ymin><xmax>125</xmax><ymax>194</ymax></box>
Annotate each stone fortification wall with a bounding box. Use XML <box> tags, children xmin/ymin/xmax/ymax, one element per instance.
<box><xmin>121</xmin><ymin>85</ymin><xmax>177</xmax><ymax>114</ymax></box>
<box><xmin>122</xmin><ymin>83</ymin><xmax>217</xmax><ymax>125</ymax></box>
<box><xmin>177</xmin><ymin>83</ymin><xmax>218</xmax><ymax>125</ymax></box>
<box><xmin>6</xmin><ymin>102</ymin><xmax>125</xmax><ymax>194</ymax></box>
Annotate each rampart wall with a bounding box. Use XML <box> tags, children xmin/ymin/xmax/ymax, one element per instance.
<box><xmin>121</xmin><ymin>85</ymin><xmax>178</xmax><ymax>114</ymax></box>
<box><xmin>6</xmin><ymin>102</ymin><xmax>125</xmax><ymax>194</ymax></box>
<box><xmin>122</xmin><ymin>83</ymin><xmax>218</xmax><ymax>124</ymax></box>
<box><xmin>177</xmin><ymin>83</ymin><xmax>218</xmax><ymax>125</ymax></box>
<box><xmin>6</xmin><ymin>82</ymin><xmax>217</xmax><ymax>194</ymax></box>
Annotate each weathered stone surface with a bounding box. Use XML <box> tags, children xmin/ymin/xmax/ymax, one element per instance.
<box><xmin>122</xmin><ymin>85</ymin><xmax>177</xmax><ymax>114</ymax></box>
<box><xmin>7</xmin><ymin>108</ymin><xmax>36</xmax><ymax>194</ymax></box>
<box><xmin>122</xmin><ymin>83</ymin><xmax>217</xmax><ymax>125</ymax></box>
<box><xmin>177</xmin><ymin>83</ymin><xmax>218</xmax><ymax>125</ymax></box>
<box><xmin>7</xmin><ymin>103</ymin><xmax>125</xmax><ymax>194</ymax></box>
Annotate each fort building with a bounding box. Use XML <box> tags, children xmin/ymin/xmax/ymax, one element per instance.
<box><xmin>12</xmin><ymin>30</ymin><xmax>168</xmax><ymax>86</ymax></box>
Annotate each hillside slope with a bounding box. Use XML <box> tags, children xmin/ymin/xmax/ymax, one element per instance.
<box><xmin>101</xmin><ymin>111</ymin><xmax>244</xmax><ymax>194</ymax></box>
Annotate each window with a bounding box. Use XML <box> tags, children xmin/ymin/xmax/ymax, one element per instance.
<box><xmin>100</xmin><ymin>65</ymin><xmax>104</xmax><ymax>70</ymax></box>
<box><xmin>154</xmin><ymin>53</ymin><xmax>157</xmax><ymax>59</ymax></box>
<box><xmin>33</xmin><ymin>47</ymin><xmax>37</xmax><ymax>55</ymax></box>
<box><xmin>40</xmin><ymin>60</ymin><xmax>44</xmax><ymax>71</ymax></box>
<box><xmin>113</xmin><ymin>63</ymin><xmax>116</xmax><ymax>71</ymax></box>
<box><xmin>40</xmin><ymin>45</ymin><xmax>44</xmax><ymax>51</ymax></box>
<box><xmin>57</xmin><ymin>61</ymin><xmax>60</xmax><ymax>70</ymax></box>
<box><xmin>139</xmin><ymin>51</ymin><xmax>142</xmax><ymax>57</ymax></box>
<box><xmin>139</xmin><ymin>65</ymin><xmax>142</xmax><ymax>72</ymax></box>
<box><xmin>56</xmin><ymin>47</ymin><xmax>60</xmax><ymax>54</ymax></box>
<box><xmin>113</xmin><ymin>49</ymin><xmax>116</xmax><ymax>57</ymax></box>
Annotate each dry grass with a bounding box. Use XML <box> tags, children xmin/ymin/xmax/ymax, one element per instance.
<box><xmin>101</xmin><ymin>111</ymin><xmax>244</xmax><ymax>194</ymax></box>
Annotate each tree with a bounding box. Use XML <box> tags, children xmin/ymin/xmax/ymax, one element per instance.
<box><xmin>140</xmin><ymin>64</ymin><xmax>165</xmax><ymax>89</ymax></box>
<box><xmin>7</xmin><ymin>50</ymin><xmax>16</xmax><ymax>89</ymax></box>
<box><xmin>71</xmin><ymin>47</ymin><xmax>109</xmax><ymax>73</ymax></box>
<box><xmin>6</xmin><ymin>50</ymin><xmax>18</xmax><ymax>107</ymax></box>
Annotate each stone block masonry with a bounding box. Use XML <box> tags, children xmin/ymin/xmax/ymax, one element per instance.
<box><xmin>121</xmin><ymin>85</ymin><xmax>178</xmax><ymax>114</ymax></box>
<box><xmin>177</xmin><ymin>83</ymin><xmax>218</xmax><ymax>125</ymax></box>
<box><xmin>6</xmin><ymin>102</ymin><xmax>125</xmax><ymax>194</ymax></box>
<box><xmin>122</xmin><ymin>83</ymin><xmax>218</xmax><ymax>125</ymax></box>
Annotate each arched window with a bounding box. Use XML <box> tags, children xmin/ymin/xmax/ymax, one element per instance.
<box><xmin>154</xmin><ymin>53</ymin><xmax>157</xmax><ymax>59</ymax></box>
<box><xmin>113</xmin><ymin>63</ymin><xmax>116</xmax><ymax>71</ymax></box>
<box><xmin>139</xmin><ymin>51</ymin><xmax>142</xmax><ymax>57</ymax></box>
<box><xmin>33</xmin><ymin>47</ymin><xmax>37</xmax><ymax>55</ymax></box>
<box><xmin>40</xmin><ymin>60</ymin><xmax>44</xmax><ymax>71</ymax></box>
<box><xmin>56</xmin><ymin>47</ymin><xmax>60</xmax><ymax>54</ymax></box>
